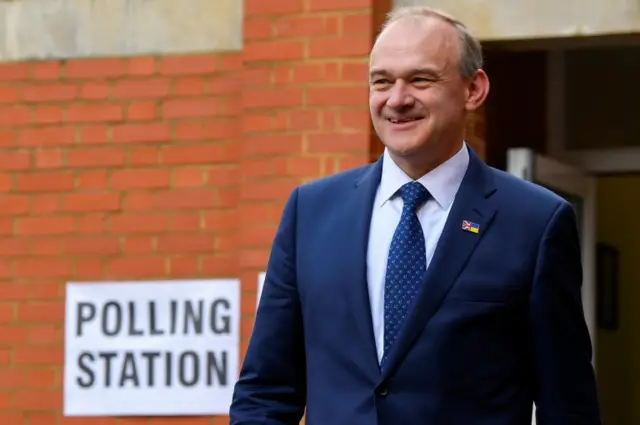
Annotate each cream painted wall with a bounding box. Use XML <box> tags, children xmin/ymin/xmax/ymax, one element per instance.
<box><xmin>395</xmin><ymin>0</ymin><xmax>640</xmax><ymax>41</ymax></box>
<box><xmin>0</xmin><ymin>0</ymin><xmax>242</xmax><ymax>61</ymax></box>
<box><xmin>595</xmin><ymin>174</ymin><xmax>640</xmax><ymax>425</ymax></box>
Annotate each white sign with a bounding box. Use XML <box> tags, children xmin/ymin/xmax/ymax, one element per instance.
<box><xmin>257</xmin><ymin>272</ymin><xmax>266</xmax><ymax>309</ymax></box>
<box><xmin>63</xmin><ymin>279</ymin><xmax>240</xmax><ymax>417</ymax></box>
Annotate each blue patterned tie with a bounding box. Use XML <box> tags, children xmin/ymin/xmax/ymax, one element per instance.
<box><xmin>381</xmin><ymin>181</ymin><xmax>430</xmax><ymax>368</ymax></box>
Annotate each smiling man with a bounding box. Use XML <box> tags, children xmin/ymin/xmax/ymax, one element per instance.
<box><xmin>229</xmin><ymin>6</ymin><xmax>601</xmax><ymax>425</ymax></box>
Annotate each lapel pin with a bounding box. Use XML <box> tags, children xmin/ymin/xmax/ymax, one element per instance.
<box><xmin>462</xmin><ymin>220</ymin><xmax>480</xmax><ymax>234</ymax></box>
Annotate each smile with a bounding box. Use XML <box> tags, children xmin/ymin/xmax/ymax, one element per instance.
<box><xmin>387</xmin><ymin>117</ymin><xmax>423</xmax><ymax>124</ymax></box>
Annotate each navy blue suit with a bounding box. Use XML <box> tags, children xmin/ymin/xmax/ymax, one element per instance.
<box><xmin>229</xmin><ymin>147</ymin><xmax>601</xmax><ymax>425</ymax></box>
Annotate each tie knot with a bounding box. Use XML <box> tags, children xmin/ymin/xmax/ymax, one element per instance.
<box><xmin>399</xmin><ymin>181</ymin><xmax>430</xmax><ymax>212</ymax></box>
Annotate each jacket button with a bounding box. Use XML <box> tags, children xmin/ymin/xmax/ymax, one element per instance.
<box><xmin>376</xmin><ymin>386</ymin><xmax>388</xmax><ymax>396</ymax></box>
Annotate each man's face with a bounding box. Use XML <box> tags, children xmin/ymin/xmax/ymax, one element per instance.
<box><xmin>369</xmin><ymin>16</ymin><xmax>477</xmax><ymax>165</ymax></box>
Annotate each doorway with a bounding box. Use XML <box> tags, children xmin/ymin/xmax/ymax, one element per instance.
<box><xmin>490</xmin><ymin>38</ymin><xmax>640</xmax><ymax>425</ymax></box>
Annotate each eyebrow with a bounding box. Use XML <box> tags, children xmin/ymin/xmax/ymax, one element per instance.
<box><xmin>369</xmin><ymin>67</ymin><xmax>440</xmax><ymax>80</ymax></box>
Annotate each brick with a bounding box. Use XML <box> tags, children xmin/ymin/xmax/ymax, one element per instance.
<box><xmin>309</xmin><ymin>36</ymin><xmax>371</xmax><ymax>58</ymax></box>
<box><xmin>0</xmin><ymin>219</ymin><xmax>13</xmax><ymax>237</ymax></box>
<box><xmin>244</xmin><ymin>18</ymin><xmax>273</xmax><ymax>40</ymax></box>
<box><xmin>307</xmin><ymin>132</ymin><xmax>369</xmax><ymax>153</ymax></box>
<box><xmin>157</xmin><ymin>235</ymin><xmax>215</xmax><ymax>253</ymax></box>
<box><xmin>307</xmin><ymin>0</ymin><xmax>372</xmax><ymax>11</ymax></box>
<box><xmin>112</xmin><ymin>123</ymin><xmax>170</xmax><ymax>143</ymax></box>
<box><xmin>14</xmin><ymin>389</ymin><xmax>61</xmax><ymax>409</ymax></box>
<box><xmin>124</xmin><ymin>192</ymin><xmax>155</xmax><ymax>211</ymax></box>
<box><xmin>0</xmin><ymin>174</ymin><xmax>11</xmax><ymax>192</ymax></box>
<box><xmin>22</xmin><ymin>84</ymin><xmax>77</xmax><ymax>102</ymax></box>
<box><xmin>110</xmin><ymin>213</ymin><xmax>168</xmax><ymax>234</ymax></box>
<box><xmin>123</xmin><ymin>236</ymin><xmax>153</xmax><ymax>254</ymax></box>
<box><xmin>33</xmin><ymin>106</ymin><xmax>63</xmax><ymax>124</ymax></box>
<box><xmin>0</xmin><ymin>195</ymin><xmax>29</xmax><ymax>215</ymax></box>
<box><xmin>343</xmin><ymin>12</ymin><xmax>373</xmax><ymax>35</ymax></box>
<box><xmin>111</xmin><ymin>169</ymin><xmax>170</xmax><ymax>189</ymax></box>
<box><xmin>245</xmin><ymin>0</ymin><xmax>304</xmax><ymax>15</ymax></box>
<box><xmin>160</xmin><ymin>144</ymin><xmax>222</xmax><ymax>165</ymax></box>
<box><xmin>31</xmin><ymin>238</ymin><xmax>60</xmax><ymax>256</ymax></box>
<box><xmin>17</xmin><ymin>126</ymin><xmax>75</xmax><ymax>147</ymax></box>
<box><xmin>0</xmin><ymin>106</ymin><xmax>30</xmax><ymax>126</ymax></box>
<box><xmin>30</xmin><ymin>195</ymin><xmax>60</xmax><ymax>215</ymax></box>
<box><xmin>219</xmin><ymin>54</ymin><xmax>242</xmax><ymax>71</ymax></box>
<box><xmin>155</xmin><ymin>190</ymin><xmax>217</xmax><ymax>210</ymax></box>
<box><xmin>127</xmin><ymin>57</ymin><xmax>156</xmax><ymax>76</ymax></box>
<box><xmin>173</xmin><ymin>168</ymin><xmax>205</xmax><ymax>187</ymax></box>
<box><xmin>75</xmin><ymin>258</ymin><xmax>104</xmax><ymax>278</ymax></box>
<box><xmin>209</xmin><ymin>75</ymin><xmax>241</xmax><ymax>95</ymax></box>
<box><xmin>175</xmin><ymin>121</ymin><xmax>237</xmax><ymax>141</ymax></box>
<box><xmin>62</xmin><ymin>193</ymin><xmax>121</xmax><ymax>212</ymax></box>
<box><xmin>66</xmin><ymin>104</ymin><xmax>123</xmax><ymax>123</ymax></box>
<box><xmin>242</xmin><ymin>67</ymin><xmax>272</xmax><ymax>86</ymax></box>
<box><xmin>0</xmin><ymin>238</ymin><xmax>29</xmax><ymax>256</ymax></box>
<box><xmin>0</xmin><ymin>283</ymin><xmax>30</xmax><ymax>301</ymax></box>
<box><xmin>0</xmin><ymin>370</ymin><xmax>25</xmax><ymax>387</ymax></box>
<box><xmin>169</xmin><ymin>212</ymin><xmax>201</xmax><ymax>231</ymax></box>
<box><xmin>168</xmin><ymin>257</ymin><xmax>199</xmax><ymax>276</ymax></box>
<box><xmin>16</xmin><ymin>173</ymin><xmax>75</xmax><ymax>192</ymax></box>
<box><xmin>16</xmin><ymin>216</ymin><xmax>75</xmax><ymax>236</ymax></box>
<box><xmin>275</xmin><ymin>16</ymin><xmax>339</xmax><ymax>37</ymax></box>
<box><xmin>81</xmin><ymin>81</ymin><xmax>110</xmax><ymax>100</ymax></box>
<box><xmin>307</xmin><ymin>86</ymin><xmax>368</xmax><ymax>106</ymax></box>
<box><xmin>203</xmin><ymin>210</ymin><xmax>236</xmax><ymax>231</ymax></box>
<box><xmin>243</xmin><ymin>41</ymin><xmax>305</xmax><ymax>62</ymax></box>
<box><xmin>0</xmin><ymin>151</ymin><xmax>30</xmax><ymax>171</ymax></box>
<box><xmin>77</xmin><ymin>171</ymin><xmax>107</xmax><ymax>190</ymax></box>
<box><xmin>35</xmin><ymin>149</ymin><xmax>64</xmax><ymax>169</ymax></box>
<box><xmin>243</xmin><ymin>134</ymin><xmax>302</xmax><ymax>157</ymax></box>
<box><xmin>162</xmin><ymin>99</ymin><xmax>219</xmax><ymax>118</ymax></box>
<box><xmin>289</xmin><ymin>110</ymin><xmax>321</xmax><ymax>130</ymax></box>
<box><xmin>207</xmin><ymin>166</ymin><xmax>238</xmax><ymax>187</ymax></box>
<box><xmin>28</xmin><ymin>324</ymin><xmax>59</xmax><ymax>345</ymax></box>
<box><xmin>242</xmin><ymin>88</ymin><xmax>303</xmax><ymax>109</ymax></box>
<box><xmin>63</xmin><ymin>237</ymin><xmax>119</xmax><ymax>255</ymax></box>
<box><xmin>129</xmin><ymin>147</ymin><xmax>159</xmax><ymax>166</ymax></box>
<box><xmin>342</xmin><ymin>62</ymin><xmax>368</xmax><ymax>81</ymax></box>
<box><xmin>0</xmin><ymin>85</ymin><xmax>20</xmax><ymax>104</ymax></box>
<box><xmin>107</xmin><ymin>257</ymin><xmax>165</xmax><ymax>278</ymax></box>
<box><xmin>0</xmin><ymin>130</ymin><xmax>14</xmax><ymax>146</ymax></box>
<box><xmin>68</xmin><ymin>148</ymin><xmax>125</xmax><ymax>167</ymax></box>
<box><xmin>113</xmin><ymin>78</ymin><xmax>171</xmax><ymax>99</ymax></box>
<box><xmin>79</xmin><ymin>125</ymin><xmax>109</xmax><ymax>144</ymax></box>
<box><xmin>127</xmin><ymin>101</ymin><xmax>157</xmax><ymax>120</ymax></box>
<box><xmin>32</xmin><ymin>62</ymin><xmax>61</xmax><ymax>80</ymax></box>
<box><xmin>65</xmin><ymin>58</ymin><xmax>125</xmax><ymax>79</ymax></box>
<box><xmin>0</xmin><ymin>63</ymin><xmax>29</xmax><ymax>81</ymax></box>
<box><xmin>159</xmin><ymin>55</ymin><xmax>219</xmax><ymax>76</ymax></box>
<box><xmin>242</xmin><ymin>180</ymin><xmax>298</xmax><ymax>201</ymax></box>
<box><xmin>173</xmin><ymin>77</ymin><xmax>207</xmax><ymax>97</ymax></box>
<box><xmin>14</xmin><ymin>258</ymin><xmax>71</xmax><ymax>278</ymax></box>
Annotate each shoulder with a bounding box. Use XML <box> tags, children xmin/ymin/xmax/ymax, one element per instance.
<box><xmin>486</xmin><ymin>165</ymin><xmax>574</xmax><ymax>225</ymax></box>
<box><xmin>296</xmin><ymin>161</ymin><xmax>376</xmax><ymax>198</ymax></box>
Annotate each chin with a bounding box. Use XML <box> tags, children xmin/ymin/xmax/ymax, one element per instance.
<box><xmin>383</xmin><ymin>133</ymin><xmax>431</xmax><ymax>157</ymax></box>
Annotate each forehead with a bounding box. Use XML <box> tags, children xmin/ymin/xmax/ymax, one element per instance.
<box><xmin>370</xmin><ymin>16</ymin><xmax>460</xmax><ymax>74</ymax></box>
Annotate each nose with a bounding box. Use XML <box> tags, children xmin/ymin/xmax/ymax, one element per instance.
<box><xmin>386</xmin><ymin>80</ymin><xmax>415</xmax><ymax>110</ymax></box>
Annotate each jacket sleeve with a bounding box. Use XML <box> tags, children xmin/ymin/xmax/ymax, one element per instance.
<box><xmin>529</xmin><ymin>200</ymin><xmax>602</xmax><ymax>425</ymax></box>
<box><xmin>229</xmin><ymin>188</ymin><xmax>306</xmax><ymax>425</ymax></box>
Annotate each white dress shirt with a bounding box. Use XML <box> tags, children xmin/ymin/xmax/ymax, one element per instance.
<box><xmin>366</xmin><ymin>143</ymin><xmax>470</xmax><ymax>362</ymax></box>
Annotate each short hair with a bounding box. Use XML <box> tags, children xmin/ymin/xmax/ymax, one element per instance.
<box><xmin>379</xmin><ymin>6</ymin><xmax>483</xmax><ymax>79</ymax></box>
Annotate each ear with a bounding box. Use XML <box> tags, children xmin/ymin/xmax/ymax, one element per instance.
<box><xmin>464</xmin><ymin>69</ymin><xmax>490</xmax><ymax>112</ymax></box>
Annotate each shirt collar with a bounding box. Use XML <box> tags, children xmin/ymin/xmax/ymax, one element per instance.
<box><xmin>378</xmin><ymin>142</ymin><xmax>470</xmax><ymax>210</ymax></box>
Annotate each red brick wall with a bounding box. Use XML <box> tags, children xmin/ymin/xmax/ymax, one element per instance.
<box><xmin>0</xmin><ymin>53</ymin><xmax>241</xmax><ymax>425</ymax></box>
<box><xmin>0</xmin><ymin>1</ymin><xmax>486</xmax><ymax>424</ymax></box>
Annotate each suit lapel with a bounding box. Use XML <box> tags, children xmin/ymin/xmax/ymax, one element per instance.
<box><xmin>379</xmin><ymin>147</ymin><xmax>498</xmax><ymax>380</ymax></box>
<box><xmin>335</xmin><ymin>157</ymin><xmax>383</xmax><ymax>377</ymax></box>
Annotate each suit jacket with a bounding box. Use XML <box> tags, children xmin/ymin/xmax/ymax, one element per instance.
<box><xmin>229</xmin><ymin>146</ymin><xmax>601</xmax><ymax>425</ymax></box>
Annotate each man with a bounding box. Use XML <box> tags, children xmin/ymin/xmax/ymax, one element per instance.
<box><xmin>230</xmin><ymin>6</ymin><xmax>601</xmax><ymax>425</ymax></box>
